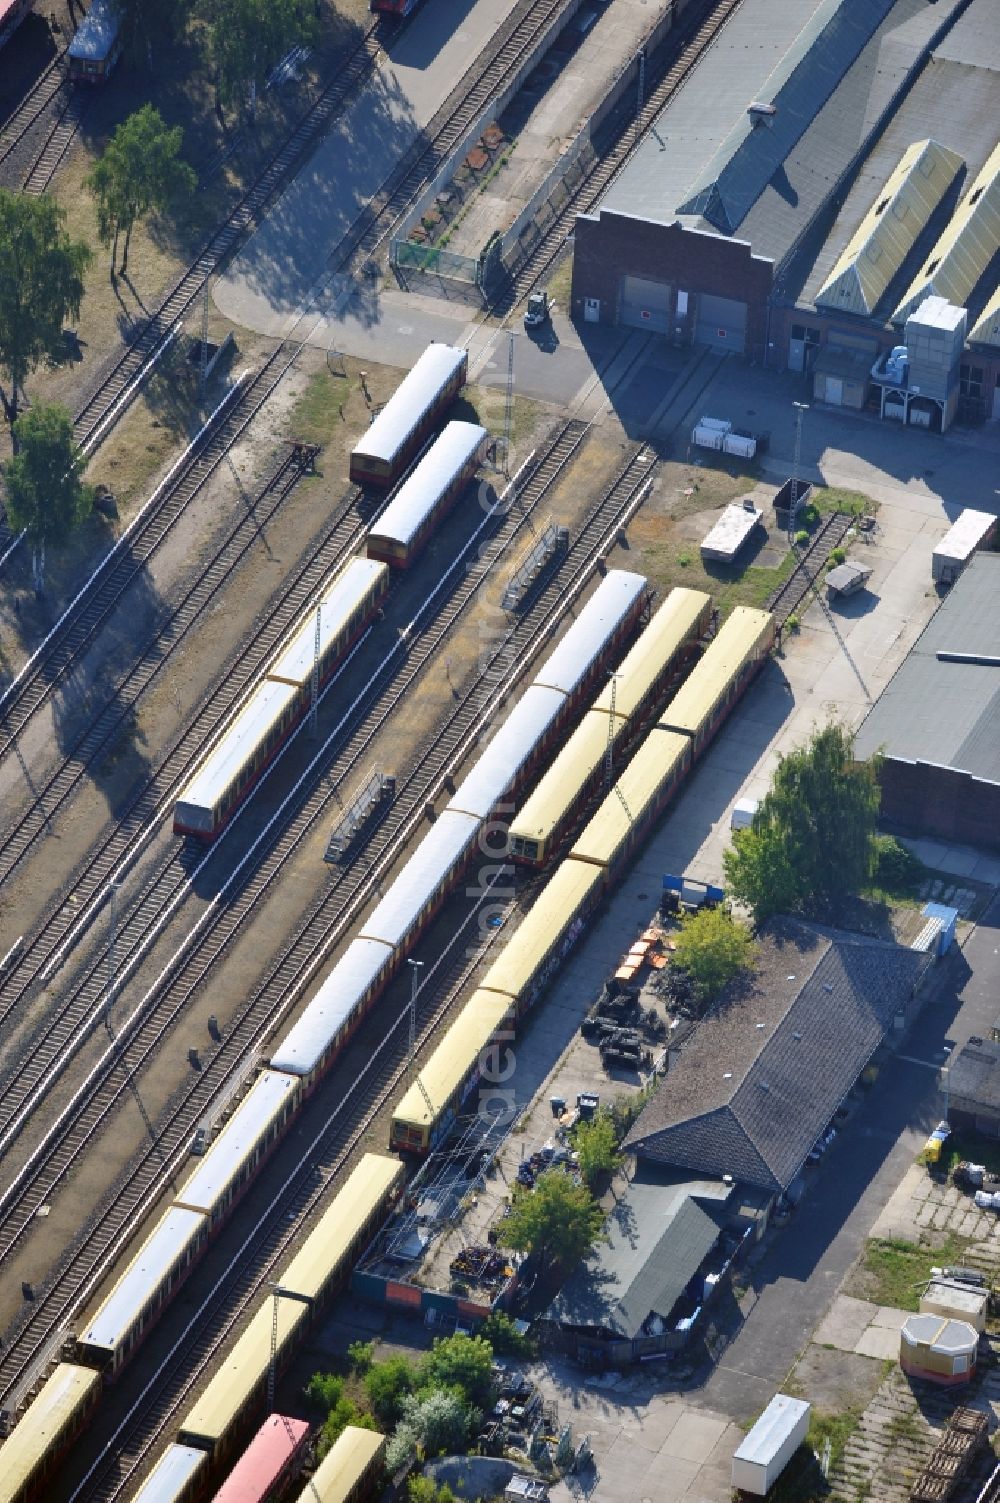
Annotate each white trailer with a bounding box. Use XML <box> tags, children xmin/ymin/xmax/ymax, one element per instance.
<box><xmin>932</xmin><ymin>509</ymin><xmax>997</xmax><ymax>585</ymax></box>
<box><xmin>700</xmin><ymin>500</ymin><xmax>763</xmax><ymax>564</ymax></box>
<box><xmin>732</xmin><ymin>1394</ymin><xmax>811</xmax><ymax>1496</ymax></box>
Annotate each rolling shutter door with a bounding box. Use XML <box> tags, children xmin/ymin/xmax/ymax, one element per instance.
<box><xmin>694</xmin><ymin>293</ymin><xmax>747</xmax><ymax>353</ymax></box>
<box><xmin>619</xmin><ymin>275</ymin><xmax>671</xmax><ymax>334</ymax></box>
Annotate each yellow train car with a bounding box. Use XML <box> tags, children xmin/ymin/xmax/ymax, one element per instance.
<box><xmin>0</xmin><ymin>1363</ymin><xmax>102</xmax><ymax>1503</ymax></box>
<box><xmin>390</xmin><ymin>991</ymin><xmax>514</xmax><ymax>1155</ymax></box>
<box><xmin>657</xmin><ymin>606</ymin><xmax>774</xmax><ymax>754</ymax></box>
<box><xmin>568</xmin><ymin>729</ymin><xmax>691</xmax><ymax>872</ymax></box>
<box><xmin>508</xmin><ymin>587</ymin><xmax>710</xmax><ymax>864</ymax></box>
<box><xmin>293</xmin><ymin>1426</ymin><xmax>385</xmax><ymax>1503</ymax></box>
<box><xmin>178</xmin><ymin>1154</ymin><xmax>402</xmax><ymax>1460</ymax></box>
<box><xmin>478</xmin><ymin>859</ymin><xmax>604</xmax><ymax>1013</ymax></box>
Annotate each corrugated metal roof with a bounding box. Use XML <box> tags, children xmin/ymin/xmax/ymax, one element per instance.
<box><xmin>679</xmin><ymin>0</ymin><xmax>895</xmax><ymax>235</ymax></box>
<box><xmin>359</xmin><ymin>810</ymin><xmax>479</xmax><ymax>948</ymax></box>
<box><xmin>447</xmin><ymin>684</ymin><xmax>566</xmax><ymax>820</ymax></box>
<box><xmin>269</xmin><ymin>938</ymin><xmax>393</xmax><ymax>1077</ymax></box>
<box><xmin>508</xmin><ymin>709</ymin><xmax>628</xmax><ymax>850</ymax></box>
<box><xmin>893</xmin><ymin>140</ymin><xmax>1000</xmax><ymax>323</ymax></box>
<box><xmin>393</xmin><ymin>990</ymin><xmax>513</xmax><ymax>1131</ymax></box>
<box><xmin>367</xmin><ymin>422</ymin><xmax>487</xmax><ymax>551</ymax></box>
<box><xmin>569</xmin><ymin>728</ymin><xmax>689</xmax><ymax>870</ymax></box>
<box><xmin>81</xmin><ymin>1208</ymin><xmax>205</xmax><ymax>1355</ymax></box>
<box><xmin>550</xmin><ymin>1172</ymin><xmax>729</xmax><ymax>1337</ymax></box>
<box><xmin>534</xmin><ymin>569</ymin><xmax>647</xmax><ymax>695</ymax></box>
<box><xmin>932</xmin><ymin>0</ymin><xmax>1000</xmax><ymax>71</ymax></box>
<box><xmin>300</xmin><ymin>1429</ymin><xmax>386</xmax><ymax>1503</ymax></box>
<box><xmin>351</xmin><ymin>345</ymin><xmax>466</xmax><ymax>468</ymax></box>
<box><xmin>131</xmin><ymin>1446</ymin><xmax>206</xmax><ymax>1503</ymax></box>
<box><xmin>175</xmin><ymin>678</ymin><xmax>295</xmax><ymax>819</ymax></box>
<box><xmin>816</xmin><ymin>140</ymin><xmax>963</xmax><ymax>316</ymax></box>
<box><xmin>934</xmin><ymin>509</ymin><xmax>996</xmax><ymax>564</ymax></box>
<box><xmin>174</xmin><ymin>1071</ymin><xmax>297</xmax><ymax>1215</ymax></box>
<box><xmin>660</xmin><ymin>607</ymin><xmax>773</xmax><ymax>737</ymax></box>
<box><xmin>281</xmin><ymin>1156</ymin><xmax>403</xmax><ymax>1300</ymax></box>
<box><xmin>478</xmin><ymin>859</ymin><xmax>603</xmax><ymax>1003</ymax></box>
<box><xmin>0</xmin><ymin>1365</ymin><xmax>102</xmax><ymax>1492</ymax></box>
<box><xmin>68</xmin><ymin>0</ymin><xmax>119</xmax><ymax>60</ymax></box>
<box><xmin>268</xmin><ymin>558</ymin><xmax>386</xmax><ymax>685</ymax></box>
<box><xmin>854</xmin><ymin>553</ymin><xmax>1000</xmax><ymax>784</ymax></box>
<box><xmin>968</xmin><ymin>281</ymin><xmax>1000</xmax><ymax>347</ymax></box>
<box><xmin>947</xmin><ymin>1036</ymin><xmax>1000</xmax><ymax>1112</ymax></box>
<box><xmin>180</xmin><ymin>1300</ymin><xmax>307</xmax><ymax>1446</ymax></box>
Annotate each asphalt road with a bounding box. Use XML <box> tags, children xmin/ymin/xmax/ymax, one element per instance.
<box><xmin>694</xmin><ymin>894</ymin><xmax>1000</xmax><ymax>1423</ymax></box>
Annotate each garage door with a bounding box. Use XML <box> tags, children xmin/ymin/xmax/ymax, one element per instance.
<box><xmin>619</xmin><ymin>275</ymin><xmax>671</xmax><ymax>334</ymax></box>
<box><xmin>694</xmin><ymin>293</ymin><xmax>747</xmax><ymax>353</ymax></box>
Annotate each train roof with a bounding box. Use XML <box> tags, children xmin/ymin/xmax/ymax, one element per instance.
<box><xmin>393</xmin><ymin>990</ymin><xmax>513</xmax><ymax>1133</ymax></box>
<box><xmin>658</xmin><ymin>606</ymin><xmax>773</xmax><ymax>735</ymax></box>
<box><xmin>447</xmin><ymin>683</ymin><xmax>566</xmax><ymax>820</ymax></box>
<box><xmin>68</xmin><ymin>0</ymin><xmax>120</xmax><ymax>59</ymax></box>
<box><xmin>180</xmin><ymin>1300</ymin><xmax>308</xmax><ymax>1447</ymax></box>
<box><xmin>359</xmin><ymin>809</ymin><xmax>480</xmax><ymax>949</ymax></box>
<box><xmin>591</xmin><ymin>587</ymin><xmax>711</xmax><ymax>720</ymax></box>
<box><xmin>174</xmin><ymin>1071</ymin><xmax>297</xmax><ymax>1215</ymax></box>
<box><xmin>267</xmin><ymin>558</ymin><xmax>386</xmax><ymax>686</ymax></box>
<box><xmin>175</xmin><ymin>678</ymin><xmax>295</xmax><ymax>816</ymax></box>
<box><xmin>0</xmin><ymin>1364</ymin><xmax>101</xmax><ymax>1497</ymax></box>
<box><xmin>269</xmin><ymin>938</ymin><xmax>393</xmax><ymax>1076</ymax></box>
<box><xmin>569</xmin><ymin>728</ymin><xmax>690</xmax><ymax>869</ymax></box>
<box><xmin>351</xmin><ymin>345</ymin><xmax>467</xmax><ymax>467</ymax></box>
<box><xmin>130</xmin><ymin>1445</ymin><xmax>206</xmax><ymax>1503</ymax></box>
<box><xmin>280</xmin><ymin>1156</ymin><xmax>404</xmax><ymax>1301</ymax></box>
<box><xmin>509</xmin><ymin>708</ymin><xmax>628</xmax><ymax>846</ymax></box>
<box><xmin>367</xmin><ymin>422</ymin><xmax>487</xmax><ymax>550</ymax></box>
<box><xmin>80</xmin><ymin>1207</ymin><xmax>206</xmax><ymax>1356</ymax></box>
<box><xmin>478</xmin><ymin>859</ymin><xmax>604</xmax><ymax>1003</ymax></box>
<box><xmin>295</xmin><ymin>1427</ymin><xmax>386</xmax><ymax>1503</ymax></box>
<box><xmin>534</xmin><ymin>570</ymin><xmax>647</xmax><ymax>695</ymax></box>
<box><xmin>214</xmin><ymin>1414</ymin><xmax>310</xmax><ymax>1503</ymax></box>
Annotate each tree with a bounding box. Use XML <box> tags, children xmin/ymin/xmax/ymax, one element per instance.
<box><xmin>420</xmin><ymin>1333</ymin><xmax>494</xmax><ymax>1410</ymax></box>
<box><xmin>202</xmin><ymin>0</ymin><xmax>319</xmax><ymax>120</ymax></box>
<box><xmin>407</xmin><ymin>1480</ymin><xmax>456</xmax><ymax>1503</ymax></box>
<box><xmin>497</xmin><ymin>1169</ymin><xmax>604</xmax><ymax>1273</ymax></box>
<box><xmin>723</xmin><ymin>725</ymin><xmax>881</xmax><ymax>921</ymax></box>
<box><xmin>4</xmin><ymin>404</ymin><xmax>94</xmax><ymax>596</ymax></box>
<box><xmin>0</xmin><ymin>191</ymin><xmax>91</xmax><ymax>436</ymax></box>
<box><xmin>574</xmin><ymin>1109</ymin><xmax>623</xmax><ymax>1193</ymax></box>
<box><xmin>87</xmin><ymin>105</ymin><xmax>197</xmax><ymax>277</ymax></box>
<box><xmin>113</xmin><ymin>0</ymin><xmax>193</xmax><ymax>68</ymax></box>
<box><xmin>671</xmin><ymin>907</ymin><xmax>756</xmax><ymax>1003</ymax></box>
<box><xmin>364</xmin><ymin>1354</ymin><xmax>418</xmax><ymax>1427</ymax></box>
<box><xmin>399</xmin><ymin>1389</ymin><xmax>473</xmax><ymax>1458</ymax></box>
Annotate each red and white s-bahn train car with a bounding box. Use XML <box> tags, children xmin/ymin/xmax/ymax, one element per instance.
<box><xmin>370</xmin><ymin>0</ymin><xmax>427</xmax><ymax>16</ymax></box>
<box><xmin>367</xmin><ymin>420</ymin><xmax>489</xmax><ymax>569</ymax></box>
<box><xmin>173</xmin><ymin>557</ymin><xmax>389</xmax><ymax>838</ymax></box>
<box><xmin>0</xmin><ymin>0</ymin><xmax>32</xmax><ymax>51</ymax></box>
<box><xmin>349</xmin><ymin>343</ymin><xmax>467</xmax><ymax>488</ymax></box>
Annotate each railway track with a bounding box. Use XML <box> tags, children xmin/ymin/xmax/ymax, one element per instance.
<box><xmin>766</xmin><ymin>511</ymin><xmax>856</xmax><ymax>625</ymax></box>
<box><xmin>0</xmin><ymin>421</ymin><xmax>648</xmax><ymax>1419</ymax></box>
<box><xmin>0</xmin><ymin>53</ymin><xmax>69</xmax><ymax>182</ymax></box>
<box><xmin>21</xmin><ymin>88</ymin><xmax>90</xmax><ymax>195</ymax></box>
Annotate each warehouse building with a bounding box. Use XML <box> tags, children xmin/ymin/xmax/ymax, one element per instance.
<box><xmin>571</xmin><ymin>0</ymin><xmax>1000</xmax><ymax>426</ymax></box>
<box><xmin>854</xmin><ymin>553</ymin><xmax>1000</xmax><ymax>853</ymax></box>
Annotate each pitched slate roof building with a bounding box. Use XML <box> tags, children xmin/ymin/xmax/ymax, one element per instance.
<box><xmin>624</xmin><ymin>918</ymin><xmax>929</xmax><ymax>1194</ymax></box>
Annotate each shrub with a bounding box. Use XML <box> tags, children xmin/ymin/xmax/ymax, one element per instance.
<box><xmin>479</xmin><ymin>1311</ymin><xmax>536</xmax><ymax>1358</ymax></box>
<box><xmin>794</xmin><ymin>528</ymin><xmax>810</xmax><ymax>545</ymax></box>
<box><xmin>420</xmin><ymin>1333</ymin><xmax>494</xmax><ymax>1410</ymax></box>
<box><xmin>798</xmin><ymin>503</ymin><xmax>820</xmax><ymax>528</ymax></box>
<box><xmin>677</xmin><ymin>551</ymin><xmax>692</xmax><ymax>567</ymax></box>
<box><xmin>870</xmin><ymin>833</ymin><xmax>923</xmax><ymax>892</ymax></box>
<box><xmin>786</xmin><ymin>614</ymin><xmax>800</xmax><ymax>631</ymax></box>
<box><xmin>400</xmin><ymin>1389</ymin><xmax>474</xmax><ymax>1457</ymax></box>
<box><xmin>829</xmin><ymin>546</ymin><xmax>846</xmax><ymax>565</ymax></box>
<box><xmin>365</xmin><ymin>1355</ymin><xmax>419</xmax><ymax>1426</ymax></box>
<box><xmin>347</xmin><ymin>1340</ymin><xmax>374</xmax><ymax>1375</ymax></box>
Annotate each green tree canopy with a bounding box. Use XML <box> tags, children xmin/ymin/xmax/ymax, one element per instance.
<box><xmin>202</xmin><ymin>0</ymin><xmax>319</xmax><ymax>118</ymax></box>
<box><xmin>400</xmin><ymin>1389</ymin><xmax>473</xmax><ymax>1459</ymax></box>
<box><xmin>497</xmin><ymin>1168</ymin><xmax>604</xmax><ymax>1273</ymax></box>
<box><xmin>420</xmin><ymin>1333</ymin><xmax>494</xmax><ymax>1411</ymax></box>
<box><xmin>364</xmin><ymin>1354</ymin><xmax>418</xmax><ymax>1428</ymax></box>
<box><xmin>87</xmin><ymin>105</ymin><xmax>197</xmax><ymax>276</ymax></box>
<box><xmin>113</xmin><ymin>0</ymin><xmax>194</xmax><ymax>67</ymax></box>
<box><xmin>671</xmin><ymin>906</ymin><xmax>756</xmax><ymax>1003</ymax></box>
<box><xmin>4</xmin><ymin>404</ymin><xmax>94</xmax><ymax>595</ymax></box>
<box><xmin>574</xmin><ymin>1109</ymin><xmax>623</xmax><ymax>1193</ymax></box>
<box><xmin>723</xmin><ymin>724</ymin><xmax>881</xmax><ymax>922</ymax></box>
<box><xmin>0</xmin><ymin>191</ymin><xmax>91</xmax><ymax>433</ymax></box>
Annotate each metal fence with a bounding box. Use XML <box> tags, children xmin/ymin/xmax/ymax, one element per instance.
<box><xmin>390</xmin><ymin>239</ymin><xmax>481</xmax><ymax>284</ymax></box>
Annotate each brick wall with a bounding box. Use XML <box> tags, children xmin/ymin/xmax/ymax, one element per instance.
<box><xmin>571</xmin><ymin>211</ymin><xmax>774</xmax><ymax>359</ymax></box>
<box><xmin>879</xmin><ymin>759</ymin><xmax>1000</xmax><ymax>854</ymax></box>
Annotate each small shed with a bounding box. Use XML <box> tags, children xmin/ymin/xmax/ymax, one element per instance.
<box><xmin>826</xmin><ymin>561</ymin><xmax>872</xmax><ymax>598</ymax></box>
<box><xmin>899</xmin><ymin>1313</ymin><xmax>978</xmax><ymax>1384</ymax></box>
<box><xmin>700</xmin><ymin>501</ymin><xmax>763</xmax><ymax>563</ymax></box>
<box><xmin>920</xmin><ymin>1281</ymin><xmax>988</xmax><ymax>1334</ymax></box>
<box><xmin>732</xmin><ymin>1394</ymin><xmax>811</xmax><ymax>1497</ymax></box>
<box><xmin>505</xmin><ymin>1476</ymin><xmax>548</xmax><ymax>1502</ymax></box>
<box><xmin>932</xmin><ymin>509</ymin><xmax>997</xmax><ymax>585</ymax></box>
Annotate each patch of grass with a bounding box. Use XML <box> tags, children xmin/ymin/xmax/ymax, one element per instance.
<box><xmin>810</xmin><ymin>486</ymin><xmax>878</xmax><ymax>518</ymax></box>
<box><xmin>634</xmin><ymin>533</ymin><xmax>797</xmax><ymax>620</ymax></box>
<box><xmin>459</xmin><ymin>387</ymin><xmax>539</xmax><ymax>451</ymax></box>
<box><xmin>545</xmin><ymin>252</ymin><xmax>574</xmax><ymax>310</ymax></box>
<box><xmin>854</xmin><ymin>1233</ymin><xmax>970</xmax><ymax>1311</ymax></box>
<box><xmin>764</xmin><ymin>1409</ymin><xmax>863</xmax><ymax>1503</ymax></box>
<box><xmin>887</xmin><ymin>1409</ymin><xmax>921</xmax><ymax>1445</ymax></box>
<box><xmin>292</xmin><ymin>371</ymin><xmax>351</xmax><ymax>447</ymax></box>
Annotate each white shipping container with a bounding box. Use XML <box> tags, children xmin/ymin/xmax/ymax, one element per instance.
<box><xmin>692</xmin><ymin>426</ymin><xmax>725</xmax><ymax>451</ymax></box>
<box><xmin>697</xmin><ymin>416</ymin><xmax>732</xmax><ymax>432</ymax></box>
<box><xmin>732</xmin><ymin>1394</ymin><xmax>811</xmax><ymax>1496</ymax></box>
<box><xmin>723</xmin><ymin>433</ymin><xmax>757</xmax><ymax>459</ymax></box>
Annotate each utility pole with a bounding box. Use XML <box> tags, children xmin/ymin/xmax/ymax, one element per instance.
<box><xmin>407</xmin><ymin>959</ymin><xmax>424</xmax><ymax>1077</ymax></box>
<box><xmin>267</xmin><ymin>1284</ymin><xmax>312</xmax><ymax>1413</ymax></box>
<box><xmin>309</xmin><ymin>600</ymin><xmax>322</xmax><ymax>738</ymax></box>
<box><xmin>604</xmin><ymin>672</ymin><xmax>622</xmax><ymax>789</ymax></box>
<box><xmin>635</xmin><ymin>49</ymin><xmax>646</xmax><ymax>146</ymax></box>
<box><xmin>791</xmin><ymin>400</ymin><xmax>809</xmax><ymax>541</ymax></box>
